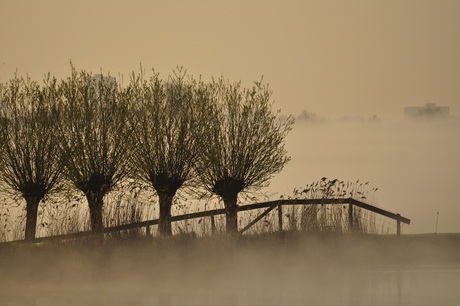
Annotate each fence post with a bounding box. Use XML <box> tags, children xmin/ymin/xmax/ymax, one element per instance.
<box><xmin>348</xmin><ymin>203</ymin><xmax>354</xmax><ymax>232</ymax></box>
<box><xmin>210</xmin><ymin>214</ymin><xmax>216</xmax><ymax>235</ymax></box>
<box><xmin>146</xmin><ymin>225</ymin><xmax>151</xmax><ymax>236</ymax></box>
<box><xmin>397</xmin><ymin>214</ymin><xmax>401</xmax><ymax>236</ymax></box>
<box><xmin>278</xmin><ymin>204</ymin><xmax>283</xmax><ymax>233</ymax></box>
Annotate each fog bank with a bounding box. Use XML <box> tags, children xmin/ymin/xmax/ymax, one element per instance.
<box><xmin>1</xmin><ymin>234</ymin><xmax>460</xmax><ymax>305</ymax></box>
<box><xmin>269</xmin><ymin>117</ymin><xmax>460</xmax><ymax>233</ymax></box>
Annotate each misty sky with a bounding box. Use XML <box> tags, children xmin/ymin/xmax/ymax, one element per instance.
<box><xmin>1</xmin><ymin>1</ymin><xmax>460</xmax><ymax>233</ymax></box>
<box><xmin>1</xmin><ymin>0</ymin><xmax>459</xmax><ymax>118</ymax></box>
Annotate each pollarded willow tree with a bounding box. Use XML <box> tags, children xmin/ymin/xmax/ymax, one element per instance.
<box><xmin>0</xmin><ymin>76</ymin><xmax>64</xmax><ymax>241</ymax></box>
<box><xmin>128</xmin><ymin>68</ymin><xmax>209</xmax><ymax>236</ymax></box>
<box><xmin>55</xmin><ymin>67</ymin><xmax>133</xmax><ymax>234</ymax></box>
<box><xmin>195</xmin><ymin>78</ymin><xmax>294</xmax><ymax>233</ymax></box>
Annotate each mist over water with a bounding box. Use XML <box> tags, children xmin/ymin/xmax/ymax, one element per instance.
<box><xmin>269</xmin><ymin>116</ymin><xmax>460</xmax><ymax>233</ymax></box>
<box><xmin>1</xmin><ymin>234</ymin><xmax>460</xmax><ymax>305</ymax></box>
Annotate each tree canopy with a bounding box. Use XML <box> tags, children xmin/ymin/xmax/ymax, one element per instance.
<box><xmin>195</xmin><ymin>77</ymin><xmax>294</xmax><ymax>232</ymax></box>
<box><xmin>54</xmin><ymin>67</ymin><xmax>133</xmax><ymax>234</ymax></box>
<box><xmin>0</xmin><ymin>67</ymin><xmax>294</xmax><ymax>239</ymax></box>
<box><xmin>129</xmin><ymin>68</ymin><xmax>209</xmax><ymax>235</ymax></box>
<box><xmin>0</xmin><ymin>75</ymin><xmax>64</xmax><ymax>240</ymax></box>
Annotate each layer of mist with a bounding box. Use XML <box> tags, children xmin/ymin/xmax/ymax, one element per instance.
<box><xmin>1</xmin><ymin>233</ymin><xmax>460</xmax><ymax>305</ymax></box>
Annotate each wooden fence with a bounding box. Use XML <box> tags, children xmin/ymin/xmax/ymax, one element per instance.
<box><xmin>4</xmin><ymin>198</ymin><xmax>411</xmax><ymax>244</ymax></box>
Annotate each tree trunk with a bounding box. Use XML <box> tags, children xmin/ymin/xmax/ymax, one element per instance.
<box><xmin>223</xmin><ymin>194</ymin><xmax>238</xmax><ymax>234</ymax></box>
<box><xmin>25</xmin><ymin>196</ymin><xmax>42</xmax><ymax>241</ymax></box>
<box><xmin>86</xmin><ymin>190</ymin><xmax>105</xmax><ymax>235</ymax></box>
<box><xmin>158</xmin><ymin>192</ymin><xmax>174</xmax><ymax>236</ymax></box>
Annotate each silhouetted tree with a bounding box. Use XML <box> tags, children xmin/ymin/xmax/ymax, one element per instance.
<box><xmin>0</xmin><ymin>76</ymin><xmax>64</xmax><ymax>241</ymax></box>
<box><xmin>195</xmin><ymin>78</ymin><xmax>294</xmax><ymax>233</ymax></box>
<box><xmin>129</xmin><ymin>68</ymin><xmax>208</xmax><ymax>236</ymax></box>
<box><xmin>55</xmin><ymin>67</ymin><xmax>133</xmax><ymax>234</ymax></box>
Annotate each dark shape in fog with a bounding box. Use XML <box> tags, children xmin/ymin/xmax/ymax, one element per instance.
<box><xmin>404</xmin><ymin>103</ymin><xmax>450</xmax><ymax>119</ymax></box>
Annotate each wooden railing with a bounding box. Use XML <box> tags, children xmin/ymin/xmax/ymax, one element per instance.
<box><xmin>4</xmin><ymin>198</ymin><xmax>410</xmax><ymax>244</ymax></box>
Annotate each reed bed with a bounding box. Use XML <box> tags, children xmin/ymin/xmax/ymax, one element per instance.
<box><xmin>0</xmin><ymin>178</ymin><xmax>394</xmax><ymax>243</ymax></box>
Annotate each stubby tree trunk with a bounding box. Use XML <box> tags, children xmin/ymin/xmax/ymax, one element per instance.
<box><xmin>223</xmin><ymin>193</ymin><xmax>238</xmax><ymax>234</ymax></box>
<box><xmin>86</xmin><ymin>190</ymin><xmax>105</xmax><ymax>235</ymax></box>
<box><xmin>25</xmin><ymin>196</ymin><xmax>42</xmax><ymax>241</ymax></box>
<box><xmin>158</xmin><ymin>192</ymin><xmax>174</xmax><ymax>236</ymax></box>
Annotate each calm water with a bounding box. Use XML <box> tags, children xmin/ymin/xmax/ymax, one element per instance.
<box><xmin>2</xmin><ymin>265</ymin><xmax>460</xmax><ymax>306</ymax></box>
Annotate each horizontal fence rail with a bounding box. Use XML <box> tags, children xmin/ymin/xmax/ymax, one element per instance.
<box><xmin>2</xmin><ymin>198</ymin><xmax>410</xmax><ymax>244</ymax></box>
